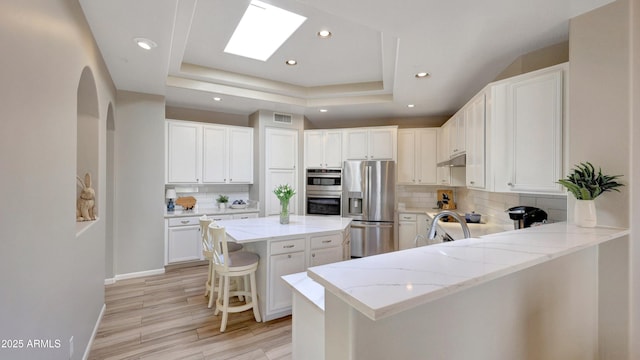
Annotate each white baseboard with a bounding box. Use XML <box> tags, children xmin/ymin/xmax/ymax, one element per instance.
<box><xmin>82</xmin><ymin>303</ymin><xmax>105</xmax><ymax>360</ymax></box>
<box><xmin>104</xmin><ymin>278</ymin><xmax>116</xmax><ymax>285</ymax></box>
<box><xmin>112</xmin><ymin>268</ymin><xmax>165</xmax><ymax>282</ymax></box>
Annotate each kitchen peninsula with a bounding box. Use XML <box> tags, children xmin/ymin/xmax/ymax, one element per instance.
<box><xmin>216</xmin><ymin>215</ymin><xmax>351</xmax><ymax>321</ymax></box>
<box><xmin>292</xmin><ymin>222</ymin><xmax>628</xmax><ymax>359</ymax></box>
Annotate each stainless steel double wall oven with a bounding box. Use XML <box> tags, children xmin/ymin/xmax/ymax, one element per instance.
<box><xmin>305</xmin><ymin>168</ymin><xmax>342</xmax><ymax>216</ymax></box>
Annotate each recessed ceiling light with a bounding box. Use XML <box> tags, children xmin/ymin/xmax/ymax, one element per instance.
<box><xmin>224</xmin><ymin>0</ymin><xmax>307</xmax><ymax>61</ymax></box>
<box><xmin>134</xmin><ymin>37</ymin><xmax>157</xmax><ymax>50</ymax></box>
<box><xmin>285</xmin><ymin>59</ymin><xmax>297</xmax><ymax>66</ymax></box>
<box><xmin>415</xmin><ymin>72</ymin><xmax>430</xmax><ymax>78</ymax></box>
<box><xmin>213</xmin><ymin>97</ymin><xmax>222</xmax><ymax>101</ymax></box>
<box><xmin>319</xmin><ymin>109</ymin><xmax>328</xmax><ymax>113</ymax></box>
<box><xmin>317</xmin><ymin>30</ymin><xmax>332</xmax><ymax>38</ymax></box>
<box><xmin>407</xmin><ymin>104</ymin><xmax>415</xmax><ymax>108</ymax></box>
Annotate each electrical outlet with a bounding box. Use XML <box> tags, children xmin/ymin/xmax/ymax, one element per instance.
<box><xmin>69</xmin><ymin>336</ymin><xmax>74</xmax><ymax>359</ymax></box>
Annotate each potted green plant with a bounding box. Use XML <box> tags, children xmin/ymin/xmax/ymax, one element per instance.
<box><xmin>273</xmin><ymin>184</ymin><xmax>296</xmax><ymax>224</ymax></box>
<box><xmin>216</xmin><ymin>194</ymin><xmax>229</xmax><ymax>209</ymax></box>
<box><xmin>557</xmin><ymin>162</ymin><xmax>624</xmax><ymax>227</ymax></box>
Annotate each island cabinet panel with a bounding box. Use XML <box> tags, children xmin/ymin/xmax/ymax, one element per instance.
<box><xmin>268</xmin><ymin>246</ymin><xmax>306</xmax><ymax>314</ymax></box>
<box><xmin>309</xmin><ymin>233</ymin><xmax>343</xmax><ymax>266</ymax></box>
<box><xmin>165</xmin><ymin>217</ymin><xmax>202</xmax><ymax>264</ymax></box>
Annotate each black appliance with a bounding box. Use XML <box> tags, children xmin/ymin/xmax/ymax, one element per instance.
<box><xmin>506</xmin><ymin>206</ymin><xmax>548</xmax><ymax>229</ymax></box>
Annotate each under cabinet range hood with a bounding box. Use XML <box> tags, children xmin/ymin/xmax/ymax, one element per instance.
<box><xmin>437</xmin><ymin>153</ymin><xmax>466</xmax><ymax>167</ymax></box>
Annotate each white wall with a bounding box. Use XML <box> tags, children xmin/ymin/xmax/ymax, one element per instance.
<box><xmin>113</xmin><ymin>91</ymin><xmax>166</xmax><ymax>275</ymax></box>
<box><xmin>0</xmin><ymin>0</ymin><xmax>116</xmax><ymax>358</ymax></box>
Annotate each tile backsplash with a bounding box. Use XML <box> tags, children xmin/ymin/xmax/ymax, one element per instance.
<box><xmin>165</xmin><ymin>184</ymin><xmax>251</xmax><ymax>209</ymax></box>
<box><xmin>396</xmin><ymin>185</ymin><xmax>567</xmax><ymax>226</ymax></box>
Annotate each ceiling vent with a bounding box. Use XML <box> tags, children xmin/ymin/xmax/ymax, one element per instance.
<box><xmin>273</xmin><ymin>113</ymin><xmax>293</xmax><ymax>124</ymax></box>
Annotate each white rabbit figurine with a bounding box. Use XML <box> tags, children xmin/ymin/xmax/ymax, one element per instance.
<box><xmin>76</xmin><ymin>172</ymin><xmax>96</xmax><ymax>221</ymax></box>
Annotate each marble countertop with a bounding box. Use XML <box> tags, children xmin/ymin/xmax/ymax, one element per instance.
<box><xmin>215</xmin><ymin>215</ymin><xmax>352</xmax><ymax>243</ymax></box>
<box><xmin>282</xmin><ymin>272</ymin><xmax>325</xmax><ymax>311</ymax></box>
<box><xmin>306</xmin><ymin>222</ymin><xmax>628</xmax><ymax>321</ymax></box>
<box><xmin>164</xmin><ymin>206</ymin><xmax>259</xmax><ymax>218</ymax></box>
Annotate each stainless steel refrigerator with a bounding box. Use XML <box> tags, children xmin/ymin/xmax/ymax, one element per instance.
<box><xmin>342</xmin><ymin>160</ymin><xmax>395</xmax><ymax>257</ymax></box>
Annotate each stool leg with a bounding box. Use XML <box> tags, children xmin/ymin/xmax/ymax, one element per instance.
<box><xmin>250</xmin><ymin>272</ymin><xmax>261</xmax><ymax>322</ymax></box>
<box><xmin>208</xmin><ymin>269</ymin><xmax>217</xmax><ymax>309</ymax></box>
<box><xmin>220</xmin><ymin>275</ymin><xmax>231</xmax><ymax>332</ymax></box>
<box><xmin>213</xmin><ymin>272</ymin><xmax>222</xmax><ymax>315</ymax></box>
<box><xmin>237</xmin><ymin>276</ymin><xmax>244</xmax><ymax>301</ymax></box>
<box><xmin>205</xmin><ymin>261</ymin><xmax>212</xmax><ymax>296</ymax></box>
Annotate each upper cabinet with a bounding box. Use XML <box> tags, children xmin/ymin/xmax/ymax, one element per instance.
<box><xmin>343</xmin><ymin>126</ymin><xmax>397</xmax><ymax>161</ymax></box>
<box><xmin>464</xmin><ymin>92</ymin><xmax>486</xmax><ymax>189</ymax></box>
<box><xmin>446</xmin><ymin>110</ymin><xmax>466</xmax><ymax>157</ymax></box>
<box><xmin>304</xmin><ymin>130</ymin><xmax>343</xmax><ymax>168</ymax></box>
<box><xmin>166</xmin><ymin>120</ymin><xmax>253</xmax><ymax>184</ymax></box>
<box><xmin>397</xmin><ymin>129</ymin><xmax>437</xmax><ymax>185</ymax></box>
<box><xmin>489</xmin><ymin>63</ymin><xmax>566</xmax><ymax>194</ymax></box>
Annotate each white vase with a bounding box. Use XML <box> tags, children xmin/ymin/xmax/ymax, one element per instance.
<box><xmin>574</xmin><ymin>199</ymin><xmax>597</xmax><ymax>227</ymax></box>
<box><xmin>219</xmin><ymin>203</ymin><xmax>226</xmax><ymax>210</ymax></box>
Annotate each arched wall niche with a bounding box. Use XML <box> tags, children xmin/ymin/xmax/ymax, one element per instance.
<box><xmin>77</xmin><ymin>66</ymin><xmax>99</xmax><ymax>224</ymax></box>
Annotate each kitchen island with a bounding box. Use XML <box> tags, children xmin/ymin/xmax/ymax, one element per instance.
<box><xmin>216</xmin><ymin>215</ymin><xmax>351</xmax><ymax>321</ymax></box>
<box><xmin>292</xmin><ymin>222</ymin><xmax>628</xmax><ymax>359</ymax></box>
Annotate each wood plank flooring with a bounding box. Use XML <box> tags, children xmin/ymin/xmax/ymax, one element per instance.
<box><xmin>89</xmin><ymin>265</ymin><xmax>292</xmax><ymax>360</ymax></box>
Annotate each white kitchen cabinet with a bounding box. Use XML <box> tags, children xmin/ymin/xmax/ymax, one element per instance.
<box><xmin>398</xmin><ymin>213</ymin><xmax>418</xmax><ymax>250</ymax></box>
<box><xmin>166</xmin><ymin>120</ymin><xmax>253</xmax><ymax>184</ymax></box>
<box><xmin>465</xmin><ymin>92</ymin><xmax>486</xmax><ymax>189</ymax></box>
<box><xmin>266</xmin><ymin>127</ymin><xmax>298</xmax><ymax>216</ymax></box>
<box><xmin>436</xmin><ymin>128</ymin><xmax>466</xmax><ymax>186</ymax></box>
<box><xmin>232</xmin><ymin>213</ymin><xmax>259</xmax><ymax>220</ymax></box>
<box><xmin>165</xmin><ymin>216</ymin><xmax>202</xmax><ymax>264</ymax></box>
<box><xmin>268</xmin><ymin>238</ymin><xmax>306</xmax><ymax>314</ymax></box>
<box><xmin>446</xmin><ymin>110</ymin><xmax>466</xmax><ymax>157</ymax></box>
<box><xmin>490</xmin><ymin>64</ymin><xmax>566</xmax><ymax>194</ymax></box>
<box><xmin>166</xmin><ymin>121</ymin><xmax>200</xmax><ymax>183</ymax></box>
<box><xmin>309</xmin><ymin>233</ymin><xmax>343</xmax><ymax>266</ymax></box>
<box><xmin>343</xmin><ymin>126</ymin><xmax>397</xmax><ymax>161</ymax></box>
<box><xmin>397</xmin><ymin>129</ymin><xmax>437</xmax><ymax>185</ymax></box>
<box><xmin>304</xmin><ymin>130</ymin><xmax>342</xmax><ymax>168</ymax></box>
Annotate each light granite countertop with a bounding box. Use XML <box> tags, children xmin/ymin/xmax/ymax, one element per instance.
<box><xmin>215</xmin><ymin>215</ymin><xmax>352</xmax><ymax>243</ymax></box>
<box><xmin>164</xmin><ymin>206</ymin><xmax>259</xmax><ymax>218</ymax></box>
<box><xmin>306</xmin><ymin>222</ymin><xmax>629</xmax><ymax>321</ymax></box>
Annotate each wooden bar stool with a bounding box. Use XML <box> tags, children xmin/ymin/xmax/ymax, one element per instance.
<box><xmin>199</xmin><ymin>216</ymin><xmax>243</xmax><ymax>308</ymax></box>
<box><xmin>208</xmin><ymin>223</ymin><xmax>261</xmax><ymax>332</ymax></box>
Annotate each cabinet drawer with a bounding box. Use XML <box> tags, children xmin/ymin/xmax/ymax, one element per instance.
<box><xmin>168</xmin><ymin>216</ymin><xmax>200</xmax><ymax>227</ymax></box>
<box><xmin>209</xmin><ymin>214</ymin><xmax>232</xmax><ymax>221</ymax></box>
<box><xmin>310</xmin><ymin>234</ymin><xmax>341</xmax><ymax>249</ymax></box>
<box><xmin>398</xmin><ymin>213</ymin><xmax>417</xmax><ymax>221</ymax></box>
<box><xmin>232</xmin><ymin>213</ymin><xmax>258</xmax><ymax>220</ymax></box>
<box><xmin>270</xmin><ymin>238</ymin><xmax>306</xmax><ymax>255</ymax></box>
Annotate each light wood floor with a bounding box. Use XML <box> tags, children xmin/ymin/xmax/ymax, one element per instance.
<box><xmin>89</xmin><ymin>264</ymin><xmax>292</xmax><ymax>360</ymax></box>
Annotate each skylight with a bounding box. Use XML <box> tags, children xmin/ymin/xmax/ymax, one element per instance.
<box><xmin>224</xmin><ymin>0</ymin><xmax>307</xmax><ymax>61</ymax></box>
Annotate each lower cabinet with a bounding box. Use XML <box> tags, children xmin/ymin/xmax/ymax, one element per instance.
<box><xmin>268</xmin><ymin>240</ymin><xmax>306</xmax><ymax>314</ymax></box>
<box><xmin>166</xmin><ymin>216</ymin><xmax>202</xmax><ymax>264</ymax></box>
<box><xmin>398</xmin><ymin>213</ymin><xmax>418</xmax><ymax>250</ymax></box>
<box><xmin>164</xmin><ymin>211</ymin><xmax>259</xmax><ymax>265</ymax></box>
<box><xmin>309</xmin><ymin>234</ymin><xmax>343</xmax><ymax>266</ymax></box>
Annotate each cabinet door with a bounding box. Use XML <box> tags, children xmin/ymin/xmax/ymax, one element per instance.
<box><xmin>228</xmin><ymin>127</ymin><xmax>253</xmax><ymax>183</ymax></box>
<box><xmin>202</xmin><ymin>126</ymin><xmax>227</xmax><ymax>183</ymax></box>
<box><xmin>397</xmin><ymin>130</ymin><xmax>417</xmax><ymax>184</ymax></box>
<box><xmin>324</xmin><ymin>131</ymin><xmax>343</xmax><ymax>168</ymax></box>
<box><xmin>417</xmin><ymin>129</ymin><xmax>437</xmax><ymax>184</ymax></box>
<box><xmin>398</xmin><ymin>220</ymin><xmax>417</xmax><ymax>250</ymax></box>
<box><xmin>368</xmin><ymin>128</ymin><xmax>395</xmax><ymax>160</ymax></box>
<box><xmin>267</xmin><ymin>127</ymin><xmax>297</xmax><ymax>170</ymax></box>
<box><xmin>269</xmin><ymin>251</ymin><xmax>306</xmax><ymax>313</ymax></box>
<box><xmin>506</xmin><ymin>68</ymin><xmax>563</xmax><ymax>193</ymax></box>
<box><xmin>343</xmin><ymin>130</ymin><xmax>369</xmax><ymax>160</ymax></box>
<box><xmin>448</xmin><ymin>112</ymin><xmax>466</xmax><ymax>156</ymax></box>
<box><xmin>310</xmin><ymin>246</ymin><xmax>343</xmax><ymax>267</ymax></box>
<box><xmin>266</xmin><ymin>169</ymin><xmax>297</xmax><ymax>216</ymax></box>
<box><xmin>304</xmin><ymin>131</ymin><xmax>325</xmax><ymax>168</ymax></box>
<box><xmin>167</xmin><ymin>122</ymin><xmax>200</xmax><ymax>183</ymax></box>
<box><xmin>465</xmin><ymin>93</ymin><xmax>486</xmax><ymax>189</ymax></box>
<box><xmin>167</xmin><ymin>225</ymin><xmax>201</xmax><ymax>263</ymax></box>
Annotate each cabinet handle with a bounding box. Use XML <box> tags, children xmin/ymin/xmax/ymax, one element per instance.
<box><xmin>288</xmin><ymin>254</ymin><xmax>292</xmax><ymax>258</ymax></box>
<box><xmin>507</xmin><ymin>182</ymin><xmax>514</xmax><ymax>187</ymax></box>
<box><xmin>322</xmin><ymin>240</ymin><xmax>332</xmax><ymax>243</ymax></box>
<box><xmin>229</xmin><ymin>178</ymin><xmax>232</xmax><ymax>181</ymax></box>
<box><xmin>180</xmin><ymin>220</ymin><xmax>189</xmax><ymax>224</ymax></box>
<box><xmin>470</xmin><ymin>181</ymin><xmax>475</xmax><ymax>185</ymax></box>
<box><xmin>283</xmin><ymin>244</ymin><xmax>295</xmax><ymax>249</ymax></box>
<box><xmin>312</xmin><ymin>253</ymin><xmax>316</xmax><ymax>257</ymax></box>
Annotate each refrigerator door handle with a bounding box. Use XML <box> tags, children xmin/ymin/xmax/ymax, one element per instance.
<box><xmin>352</xmin><ymin>222</ymin><xmax>394</xmax><ymax>228</ymax></box>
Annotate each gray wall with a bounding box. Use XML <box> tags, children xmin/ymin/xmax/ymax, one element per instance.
<box><xmin>113</xmin><ymin>91</ymin><xmax>166</xmax><ymax>275</ymax></box>
<box><xmin>0</xmin><ymin>0</ymin><xmax>116</xmax><ymax>358</ymax></box>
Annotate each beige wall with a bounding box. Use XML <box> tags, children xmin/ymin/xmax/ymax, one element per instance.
<box><xmin>632</xmin><ymin>0</ymin><xmax>640</xmax><ymax>356</ymax></box>
<box><xmin>569</xmin><ymin>0</ymin><xmax>635</xmax><ymax>358</ymax></box>
<box><xmin>166</xmin><ymin>105</ymin><xmax>250</xmax><ymax>127</ymax></box>
<box><xmin>494</xmin><ymin>41</ymin><xmax>569</xmax><ymax>81</ymax></box>
<box><xmin>0</xmin><ymin>0</ymin><xmax>116</xmax><ymax>358</ymax></box>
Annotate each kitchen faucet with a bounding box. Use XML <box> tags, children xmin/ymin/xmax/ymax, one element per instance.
<box><xmin>427</xmin><ymin>211</ymin><xmax>471</xmax><ymax>240</ymax></box>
